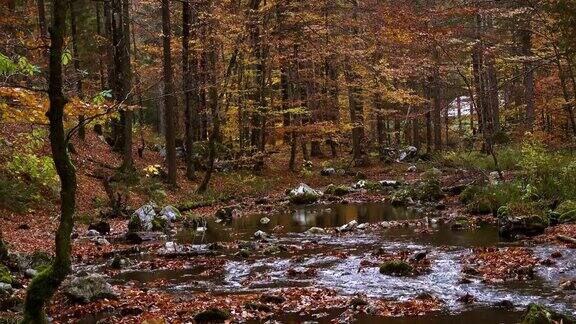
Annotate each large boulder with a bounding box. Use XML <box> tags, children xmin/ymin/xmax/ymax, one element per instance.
<box><xmin>498</xmin><ymin>211</ymin><xmax>549</xmax><ymax>239</ymax></box>
<box><xmin>288</xmin><ymin>183</ymin><xmax>322</xmax><ymax>204</ymax></box>
<box><xmin>128</xmin><ymin>203</ymin><xmax>157</xmax><ymax>231</ymax></box>
<box><xmin>64</xmin><ymin>274</ymin><xmax>118</xmax><ymax>304</ymax></box>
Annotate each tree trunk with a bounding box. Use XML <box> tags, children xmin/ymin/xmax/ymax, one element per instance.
<box><xmin>432</xmin><ymin>49</ymin><xmax>442</xmax><ymax>151</ymax></box>
<box><xmin>22</xmin><ymin>0</ymin><xmax>77</xmax><ymax>320</ymax></box>
<box><xmin>520</xmin><ymin>15</ymin><xmax>535</xmax><ymax>130</ymax></box>
<box><xmin>69</xmin><ymin>1</ymin><xmax>85</xmax><ymax>140</ymax></box>
<box><xmin>182</xmin><ymin>0</ymin><xmax>196</xmax><ymax>180</ymax></box>
<box><xmin>162</xmin><ymin>0</ymin><xmax>177</xmax><ymax>186</ymax></box>
<box><xmin>36</xmin><ymin>0</ymin><xmax>47</xmax><ymax>39</ymax></box>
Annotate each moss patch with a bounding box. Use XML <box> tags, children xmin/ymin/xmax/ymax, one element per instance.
<box><xmin>379</xmin><ymin>260</ymin><xmax>413</xmax><ymax>276</ymax></box>
<box><xmin>0</xmin><ymin>264</ymin><xmax>13</xmax><ymax>284</ymax></box>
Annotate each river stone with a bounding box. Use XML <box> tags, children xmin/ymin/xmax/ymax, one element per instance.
<box><xmin>306</xmin><ymin>227</ymin><xmax>326</xmax><ymax>234</ymax></box>
<box><xmin>254</xmin><ymin>230</ymin><xmax>268</xmax><ymax>239</ymax></box>
<box><xmin>64</xmin><ymin>274</ymin><xmax>118</xmax><ymax>303</ymax></box>
<box><xmin>320</xmin><ymin>168</ymin><xmax>336</xmax><ymax>176</ymax></box>
<box><xmin>398</xmin><ymin>146</ymin><xmax>417</xmax><ymax>162</ymax></box>
<box><xmin>129</xmin><ymin>203</ymin><xmax>157</xmax><ymax>231</ymax></box>
<box><xmin>288</xmin><ymin>183</ymin><xmax>322</xmax><ymax>204</ymax></box>
<box><xmin>337</xmin><ymin>220</ymin><xmax>358</xmax><ymax>232</ymax></box>
<box><xmin>160</xmin><ymin>205</ymin><xmax>181</xmax><ymax>222</ymax></box>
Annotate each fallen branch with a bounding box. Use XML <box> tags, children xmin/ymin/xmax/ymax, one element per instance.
<box><xmin>556</xmin><ymin>235</ymin><xmax>576</xmax><ymax>245</ymax></box>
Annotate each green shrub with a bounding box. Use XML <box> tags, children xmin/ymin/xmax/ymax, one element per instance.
<box><xmin>416</xmin><ymin>168</ymin><xmax>442</xmax><ymax>201</ymax></box>
<box><xmin>0</xmin><ymin>264</ymin><xmax>13</xmax><ymax>284</ymax></box>
<box><xmin>6</xmin><ymin>153</ymin><xmax>58</xmax><ymax>195</ymax></box>
<box><xmin>0</xmin><ymin>174</ymin><xmax>39</xmax><ymax>212</ymax></box>
<box><xmin>556</xmin><ymin>200</ymin><xmax>576</xmax><ymax>215</ymax></box>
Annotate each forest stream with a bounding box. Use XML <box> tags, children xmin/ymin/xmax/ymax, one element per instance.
<box><xmin>78</xmin><ymin>203</ymin><xmax>576</xmax><ymax>323</ymax></box>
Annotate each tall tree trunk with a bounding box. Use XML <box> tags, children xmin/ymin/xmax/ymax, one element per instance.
<box><xmin>197</xmin><ymin>33</ymin><xmax>219</xmax><ymax>193</ymax></box>
<box><xmin>69</xmin><ymin>1</ymin><xmax>85</xmax><ymax>140</ymax></box>
<box><xmin>36</xmin><ymin>0</ymin><xmax>47</xmax><ymax>39</ymax></box>
<box><xmin>520</xmin><ymin>14</ymin><xmax>535</xmax><ymax>130</ymax></box>
<box><xmin>22</xmin><ymin>0</ymin><xmax>77</xmax><ymax>320</ymax></box>
<box><xmin>162</xmin><ymin>0</ymin><xmax>177</xmax><ymax>186</ymax></box>
<box><xmin>182</xmin><ymin>0</ymin><xmax>196</xmax><ymax>180</ymax></box>
<box><xmin>432</xmin><ymin>49</ymin><xmax>442</xmax><ymax>151</ymax></box>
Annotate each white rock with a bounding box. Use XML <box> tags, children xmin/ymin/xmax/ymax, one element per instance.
<box><xmin>87</xmin><ymin>229</ymin><xmax>100</xmax><ymax>237</ymax></box>
<box><xmin>260</xmin><ymin>217</ymin><xmax>271</xmax><ymax>225</ymax></box>
<box><xmin>306</xmin><ymin>227</ymin><xmax>326</xmax><ymax>234</ymax></box>
<box><xmin>356</xmin><ymin>223</ymin><xmax>369</xmax><ymax>230</ymax></box>
<box><xmin>160</xmin><ymin>205</ymin><xmax>180</xmax><ymax>222</ymax></box>
<box><xmin>254</xmin><ymin>230</ymin><xmax>268</xmax><ymax>239</ymax></box>
<box><xmin>407</xmin><ymin>165</ymin><xmax>417</xmax><ymax>172</ymax></box>
<box><xmin>164</xmin><ymin>241</ymin><xmax>177</xmax><ymax>253</ymax></box>
<box><xmin>196</xmin><ymin>226</ymin><xmax>207</xmax><ymax>232</ymax></box>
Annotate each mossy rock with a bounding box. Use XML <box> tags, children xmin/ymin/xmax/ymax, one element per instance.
<box><xmin>499</xmin><ymin>215</ymin><xmax>550</xmax><ymax>239</ymax></box>
<box><xmin>522</xmin><ymin>303</ymin><xmax>575</xmax><ymax>324</ymax></box>
<box><xmin>262</xmin><ymin>245</ymin><xmax>281</xmax><ymax>255</ymax></box>
<box><xmin>559</xmin><ymin>210</ymin><xmax>576</xmax><ymax>224</ymax></box>
<box><xmin>127</xmin><ymin>214</ymin><xmax>142</xmax><ymax>232</ymax></box>
<box><xmin>151</xmin><ymin>216</ymin><xmax>168</xmax><ymax>231</ymax></box>
<box><xmin>556</xmin><ymin>200</ymin><xmax>576</xmax><ymax>215</ymax></box>
<box><xmin>194</xmin><ymin>308</ymin><xmax>231</xmax><ymax>322</ymax></box>
<box><xmin>28</xmin><ymin>251</ymin><xmax>52</xmax><ymax>271</ymax></box>
<box><xmin>0</xmin><ymin>265</ymin><xmax>13</xmax><ymax>284</ymax></box>
<box><xmin>379</xmin><ymin>260</ymin><xmax>413</xmax><ymax>276</ymax></box>
<box><xmin>289</xmin><ymin>193</ymin><xmax>320</xmax><ymax>204</ymax></box>
<box><xmin>390</xmin><ymin>188</ymin><xmax>413</xmax><ymax>206</ymax></box>
<box><xmin>325</xmin><ymin>184</ymin><xmax>352</xmax><ymax>196</ymax></box>
<box><xmin>237</xmin><ymin>249</ymin><xmax>251</xmax><ymax>258</ymax></box>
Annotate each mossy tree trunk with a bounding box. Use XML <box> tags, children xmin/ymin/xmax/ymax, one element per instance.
<box><xmin>22</xmin><ymin>0</ymin><xmax>77</xmax><ymax>321</ymax></box>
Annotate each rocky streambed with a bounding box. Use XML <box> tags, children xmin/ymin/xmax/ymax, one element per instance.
<box><xmin>66</xmin><ymin>202</ymin><xmax>576</xmax><ymax>323</ymax></box>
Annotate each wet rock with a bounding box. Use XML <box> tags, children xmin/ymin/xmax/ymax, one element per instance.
<box><xmin>288</xmin><ymin>183</ymin><xmax>322</xmax><ymax>204</ymax></box>
<box><xmin>215</xmin><ymin>205</ymin><xmax>240</xmax><ymax>221</ymax></box>
<box><xmin>64</xmin><ymin>274</ymin><xmax>118</xmax><ymax>303</ymax></box>
<box><xmin>494</xmin><ymin>300</ymin><xmax>514</xmax><ymax>309</ymax></box>
<box><xmin>337</xmin><ymin>220</ymin><xmax>358</xmax><ymax>232</ymax></box>
<box><xmin>0</xmin><ymin>283</ymin><xmax>12</xmax><ymax>293</ymax></box>
<box><xmin>237</xmin><ymin>249</ymin><xmax>251</xmax><ymax>258</ymax></box>
<box><xmin>260</xmin><ymin>294</ymin><xmax>286</xmax><ymax>304</ymax></box>
<box><xmin>260</xmin><ymin>217</ymin><xmax>271</xmax><ymax>225</ymax></box>
<box><xmin>410</xmin><ymin>251</ymin><xmax>427</xmax><ymax>262</ymax></box>
<box><xmin>208</xmin><ymin>242</ymin><xmax>227</xmax><ymax>251</ymax></box>
<box><xmin>390</xmin><ymin>188</ymin><xmax>414</xmax><ymax>206</ymax></box>
<box><xmin>93</xmin><ymin>237</ymin><xmax>110</xmax><ymax>246</ymax></box>
<box><xmin>88</xmin><ymin>221</ymin><xmax>111</xmax><ymax>235</ymax></box>
<box><xmin>325</xmin><ymin>184</ymin><xmax>353</xmax><ymax>196</ymax></box>
<box><xmin>349</xmin><ymin>295</ymin><xmax>369</xmax><ymax>308</ymax></box>
<box><xmin>522</xmin><ymin>303</ymin><xmax>575</xmax><ymax>324</ymax></box>
<box><xmin>87</xmin><ymin>229</ymin><xmax>101</xmax><ymax>237</ymax></box>
<box><xmin>397</xmin><ymin>146</ymin><xmax>417</xmax><ymax>162</ymax></box>
<box><xmin>551</xmin><ymin>251</ymin><xmax>562</xmax><ymax>258</ymax></box>
<box><xmin>159</xmin><ymin>205</ymin><xmax>181</xmax><ymax>222</ymax></box>
<box><xmin>320</xmin><ymin>168</ymin><xmax>336</xmax><ymax>176</ymax></box>
<box><xmin>356</xmin><ymin>223</ymin><xmax>369</xmax><ymax>230</ymax></box>
<box><xmin>194</xmin><ymin>308</ymin><xmax>231</xmax><ymax>323</ymax></box>
<box><xmin>462</xmin><ymin>266</ymin><xmax>480</xmax><ymax>276</ymax></box>
<box><xmin>498</xmin><ymin>214</ymin><xmax>549</xmax><ymax>239</ymax></box>
<box><xmin>245</xmin><ymin>302</ymin><xmax>272</xmax><ymax>312</ymax></box>
<box><xmin>254</xmin><ymin>230</ymin><xmax>268</xmax><ymax>239</ymax></box>
<box><xmin>379</xmin><ymin>180</ymin><xmax>401</xmax><ymax>188</ymax></box>
<box><xmin>306</xmin><ymin>227</ymin><xmax>326</xmax><ymax>234</ymax></box>
<box><xmin>24</xmin><ymin>269</ymin><xmax>38</xmax><ymax>278</ymax></box>
<box><xmin>110</xmin><ymin>255</ymin><xmax>127</xmax><ymax>269</ymax></box>
<box><xmin>559</xmin><ymin>279</ymin><xmax>576</xmax><ymax>291</ymax></box>
<box><xmin>379</xmin><ymin>260</ymin><xmax>413</xmax><ymax>276</ymax></box>
<box><xmin>457</xmin><ymin>293</ymin><xmax>476</xmax><ymax>304</ymax></box>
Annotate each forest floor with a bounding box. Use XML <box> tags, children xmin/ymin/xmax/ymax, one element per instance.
<box><xmin>1</xmin><ymin>127</ymin><xmax>576</xmax><ymax>323</ymax></box>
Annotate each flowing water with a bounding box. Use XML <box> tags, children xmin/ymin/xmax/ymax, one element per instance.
<box><xmin>108</xmin><ymin>203</ymin><xmax>576</xmax><ymax>323</ymax></box>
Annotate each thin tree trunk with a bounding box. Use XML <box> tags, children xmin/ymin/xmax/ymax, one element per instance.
<box><xmin>520</xmin><ymin>15</ymin><xmax>535</xmax><ymax>130</ymax></box>
<box><xmin>22</xmin><ymin>0</ymin><xmax>77</xmax><ymax>320</ymax></box>
<box><xmin>69</xmin><ymin>1</ymin><xmax>85</xmax><ymax>140</ymax></box>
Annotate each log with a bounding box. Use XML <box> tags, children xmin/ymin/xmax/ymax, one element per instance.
<box><xmin>556</xmin><ymin>235</ymin><xmax>576</xmax><ymax>245</ymax></box>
